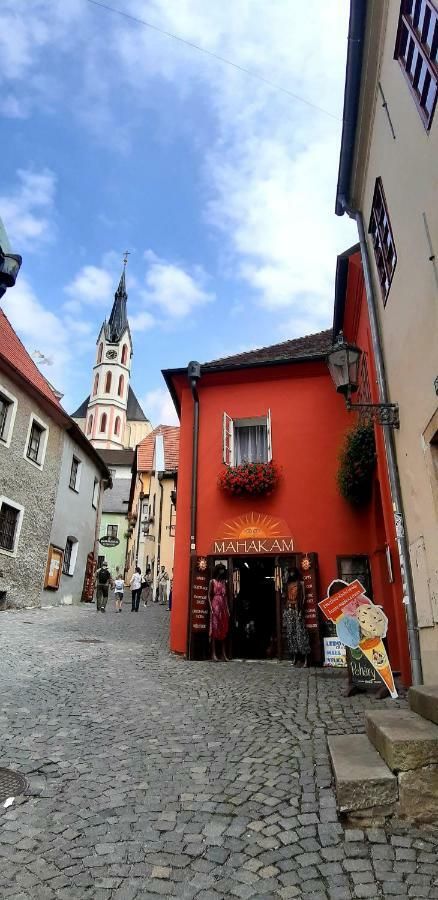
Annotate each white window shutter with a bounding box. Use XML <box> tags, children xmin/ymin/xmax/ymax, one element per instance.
<box><xmin>223</xmin><ymin>412</ymin><xmax>234</xmax><ymax>465</ymax></box>
<box><xmin>267</xmin><ymin>409</ymin><xmax>272</xmax><ymax>461</ymax></box>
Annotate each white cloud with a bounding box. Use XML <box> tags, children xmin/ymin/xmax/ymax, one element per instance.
<box><xmin>1</xmin><ymin>1</ymin><xmax>356</xmax><ymax>337</ymax></box>
<box><xmin>64</xmin><ymin>265</ymin><xmax>114</xmax><ymax>306</ymax></box>
<box><xmin>142</xmin><ymin>387</ymin><xmax>179</xmax><ymax>427</ymax></box>
<box><xmin>0</xmin><ymin>168</ymin><xmax>56</xmax><ymax>250</ymax></box>
<box><xmin>129</xmin><ymin>310</ymin><xmax>155</xmax><ymax>332</ymax></box>
<box><xmin>1</xmin><ymin>274</ymin><xmax>71</xmax><ymax>391</ymax></box>
<box><xmin>142</xmin><ymin>255</ymin><xmax>214</xmax><ymax>318</ymax></box>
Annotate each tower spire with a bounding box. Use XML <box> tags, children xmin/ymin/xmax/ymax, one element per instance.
<box><xmin>107</xmin><ymin>253</ymin><xmax>129</xmax><ymax>342</ymax></box>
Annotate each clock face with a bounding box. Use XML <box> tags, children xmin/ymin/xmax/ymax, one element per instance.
<box><xmin>106</xmin><ymin>350</ymin><xmax>117</xmax><ymax>360</ymax></box>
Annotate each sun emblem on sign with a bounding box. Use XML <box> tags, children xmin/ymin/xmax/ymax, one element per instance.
<box><xmin>197</xmin><ymin>557</ymin><xmax>207</xmax><ymax>571</ymax></box>
<box><xmin>222</xmin><ymin>513</ymin><xmax>286</xmax><ymax>540</ymax></box>
<box><xmin>301</xmin><ymin>555</ymin><xmax>311</xmax><ymax>571</ymax></box>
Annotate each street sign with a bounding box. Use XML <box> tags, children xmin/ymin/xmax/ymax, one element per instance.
<box><xmin>98</xmin><ymin>536</ymin><xmax>120</xmax><ymax>548</ymax></box>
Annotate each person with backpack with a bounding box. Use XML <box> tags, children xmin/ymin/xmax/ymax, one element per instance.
<box><xmin>95</xmin><ymin>562</ymin><xmax>113</xmax><ymax>612</ymax></box>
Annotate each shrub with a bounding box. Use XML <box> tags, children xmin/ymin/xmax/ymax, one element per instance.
<box><xmin>337</xmin><ymin>423</ymin><xmax>376</xmax><ymax>506</ymax></box>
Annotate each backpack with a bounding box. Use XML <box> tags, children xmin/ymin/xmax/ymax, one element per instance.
<box><xmin>98</xmin><ymin>568</ymin><xmax>111</xmax><ymax>585</ymax></box>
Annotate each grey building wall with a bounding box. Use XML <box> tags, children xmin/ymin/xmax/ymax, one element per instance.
<box><xmin>44</xmin><ymin>432</ymin><xmax>103</xmax><ymax>606</ymax></box>
<box><xmin>0</xmin><ymin>370</ymin><xmax>64</xmax><ymax>608</ymax></box>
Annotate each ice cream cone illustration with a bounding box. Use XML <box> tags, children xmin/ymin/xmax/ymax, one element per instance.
<box><xmin>359</xmin><ymin>636</ymin><xmax>398</xmax><ymax>698</ymax></box>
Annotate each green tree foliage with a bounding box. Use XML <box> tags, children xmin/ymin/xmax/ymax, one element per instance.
<box><xmin>337</xmin><ymin>423</ymin><xmax>376</xmax><ymax>506</ymax></box>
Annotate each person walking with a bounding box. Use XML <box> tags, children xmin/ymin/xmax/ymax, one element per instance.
<box><xmin>95</xmin><ymin>562</ymin><xmax>113</xmax><ymax>612</ymax></box>
<box><xmin>157</xmin><ymin>566</ymin><xmax>169</xmax><ymax>605</ymax></box>
<box><xmin>130</xmin><ymin>566</ymin><xmax>143</xmax><ymax>612</ymax></box>
<box><xmin>142</xmin><ymin>566</ymin><xmax>153</xmax><ymax>607</ymax></box>
<box><xmin>114</xmin><ymin>574</ymin><xmax>125</xmax><ymax>613</ymax></box>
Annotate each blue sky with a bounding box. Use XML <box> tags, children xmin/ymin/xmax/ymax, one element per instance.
<box><xmin>1</xmin><ymin>0</ymin><xmax>355</xmax><ymax>424</ymax></box>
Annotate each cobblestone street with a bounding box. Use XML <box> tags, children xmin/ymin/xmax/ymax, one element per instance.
<box><xmin>1</xmin><ymin>603</ymin><xmax>437</xmax><ymax>899</ymax></box>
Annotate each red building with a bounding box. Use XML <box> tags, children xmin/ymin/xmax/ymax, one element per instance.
<box><xmin>163</xmin><ymin>258</ymin><xmax>411</xmax><ymax>684</ymax></box>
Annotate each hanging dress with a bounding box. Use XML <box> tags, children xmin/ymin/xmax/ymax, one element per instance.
<box><xmin>209</xmin><ymin>579</ymin><xmax>229</xmax><ymax>641</ymax></box>
<box><xmin>283</xmin><ymin>581</ymin><xmax>310</xmax><ymax>657</ymax></box>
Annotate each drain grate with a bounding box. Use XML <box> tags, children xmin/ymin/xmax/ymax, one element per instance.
<box><xmin>75</xmin><ymin>638</ymin><xmax>103</xmax><ymax>644</ymax></box>
<box><xmin>0</xmin><ymin>768</ymin><xmax>28</xmax><ymax>805</ymax></box>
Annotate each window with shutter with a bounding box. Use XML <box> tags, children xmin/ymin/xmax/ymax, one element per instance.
<box><xmin>223</xmin><ymin>412</ymin><xmax>272</xmax><ymax>466</ymax></box>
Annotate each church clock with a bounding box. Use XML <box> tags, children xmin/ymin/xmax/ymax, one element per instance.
<box><xmin>106</xmin><ymin>349</ymin><xmax>117</xmax><ymax>359</ymax></box>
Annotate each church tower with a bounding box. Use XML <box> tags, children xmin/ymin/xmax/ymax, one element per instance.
<box><xmin>72</xmin><ymin>259</ymin><xmax>150</xmax><ymax>451</ymax></box>
<box><xmin>86</xmin><ymin>264</ymin><xmax>131</xmax><ymax>449</ymax></box>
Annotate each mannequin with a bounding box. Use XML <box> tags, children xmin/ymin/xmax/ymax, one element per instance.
<box><xmin>283</xmin><ymin>567</ymin><xmax>310</xmax><ymax>666</ymax></box>
<box><xmin>208</xmin><ymin>564</ymin><xmax>230</xmax><ymax>661</ymax></box>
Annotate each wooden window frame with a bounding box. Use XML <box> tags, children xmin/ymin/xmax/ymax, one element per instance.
<box><xmin>222</xmin><ymin>411</ymin><xmax>272</xmax><ymax>467</ymax></box>
<box><xmin>24</xmin><ymin>414</ymin><xmax>49</xmax><ymax>469</ymax></box>
<box><xmin>368</xmin><ymin>178</ymin><xmax>397</xmax><ymax>305</ymax></box>
<box><xmin>0</xmin><ymin>496</ymin><xmax>24</xmax><ymax>557</ymax></box>
<box><xmin>69</xmin><ymin>455</ymin><xmax>81</xmax><ymax>492</ymax></box>
<box><xmin>107</xmin><ymin>524</ymin><xmax>118</xmax><ymax>539</ymax></box>
<box><xmin>395</xmin><ymin>0</ymin><xmax>438</xmax><ymax>130</ymax></box>
<box><xmin>337</xmin><ymin>555</ymin><xmax>374</xmax><ymax>600</ymax></box>
<box><xmin>62</xmin><ymin>536</ymin><xmax>78</xmax><ymax>576</ymax></box>
<box><xmin>0</xmin><ymin>384</ymin><xmax>18</xmax><ymax>449</ymax></box>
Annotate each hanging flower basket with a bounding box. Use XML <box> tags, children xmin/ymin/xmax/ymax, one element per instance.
<box><xmin>218</xmin><ymin>460</ymin><xmax>281</xmax><ymax>496</ymax></box>
<box><xmin>337</xmin><ymin>423</ymin><xmax>376</xmax><ymax>506</ymax></box>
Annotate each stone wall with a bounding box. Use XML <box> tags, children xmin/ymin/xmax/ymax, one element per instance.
<box><xmin>0</xmin><ymin>370</ymin><xmax>63</xmax><ymax>608</ymax></box>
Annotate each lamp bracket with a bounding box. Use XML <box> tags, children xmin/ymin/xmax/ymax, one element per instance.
<box><xmin>346</xmin><ymin>399</ymin><xmax>400</xmax><ymax>428</ymax></box>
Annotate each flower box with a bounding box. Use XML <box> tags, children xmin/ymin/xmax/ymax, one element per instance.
<box><xmin>218</xmin><ymin>460</ymin><xmax>280</xmax><ymax>496</ymax></box>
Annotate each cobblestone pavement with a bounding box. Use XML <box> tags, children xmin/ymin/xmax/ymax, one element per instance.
<box><xmin>1</xmin><ymin>603</ymin><xmax>438</xmax><ymax>900</ymax></box>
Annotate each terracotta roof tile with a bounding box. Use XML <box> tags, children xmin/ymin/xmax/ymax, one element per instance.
<box><xmin>138</xmin><ymin>425</ymin><xmax>179</xmax><ymax>472</ymax></box>
<box><xmin>203</xmin><ymin>328</ymin><xmax>333</xmax><ymax>369</ymax></box>
<box><xmin>0</xmin><ymin>308</ymin><xmax>62</xmax><ymax>407</ymax></box>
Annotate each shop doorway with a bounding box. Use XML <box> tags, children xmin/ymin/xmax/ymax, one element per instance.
<box><xmin>232</xmin><ymin>556</ymin><xmax>277</xmax><ymax>658</ymax></box>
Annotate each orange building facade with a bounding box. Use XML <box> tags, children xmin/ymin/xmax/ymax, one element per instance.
<box><xmin>164</xmin><ymin>270</ymin><xmax>411</xmax><ymax>684</ymax></box>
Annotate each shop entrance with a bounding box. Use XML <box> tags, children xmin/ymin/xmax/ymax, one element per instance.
<box><xmin>231</xmin><ymin>556</ymin><xmax>278</xmax><ymax>658</ymax></box>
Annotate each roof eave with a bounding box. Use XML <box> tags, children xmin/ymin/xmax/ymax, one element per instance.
<box><xmin>335</xmin><ymin>0</ymin><xmax>368</xmax><ymax>216</ymax></box>
<box><xmin>333</xmin><ymin>243</ymin><xmax>361</xmax><ymax>336</ymax></box>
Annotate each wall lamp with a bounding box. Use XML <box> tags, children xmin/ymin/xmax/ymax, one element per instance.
<box><xmin>327</xmin><ymin>333</ymin><xmax>400</xmax><ymax>428</ymax></box>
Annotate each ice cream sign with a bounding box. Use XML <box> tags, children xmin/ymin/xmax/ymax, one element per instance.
<box><xmin>318</xmin><ymin>579</ymin><xmax>397</xmax><ymax>699</ymax></box>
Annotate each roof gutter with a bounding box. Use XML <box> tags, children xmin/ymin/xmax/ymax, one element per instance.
<box><xmin>335</xmin><ymin>0</ymin><xmax>367</xmax><ymax>216</ymax></box>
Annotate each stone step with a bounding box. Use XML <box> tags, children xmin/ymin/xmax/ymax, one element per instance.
<box><xmin>365</xmin><ymin>708</ymin><xmax>438</xmax><ymax>772</ymax></box>
<box><xmin>328</xmin><ymin>734</ymin><xmax>397</xmax><ymax>814</ymax></box>
<box><xmin>409</xmin><ymin>684</ymin><xmax>438</xmax><ymax>726</ymax></box>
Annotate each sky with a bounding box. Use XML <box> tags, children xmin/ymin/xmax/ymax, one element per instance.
<box><xmin>1</xmin><ymin>0</ymin><xmax>355</xmax><ymax>426</ymax></box>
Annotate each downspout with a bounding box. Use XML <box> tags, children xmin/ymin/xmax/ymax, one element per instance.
<box><xmin>157</xmin><ymin>474</ymin><xmax>164</xmax><ymax>572</ymax></box>
<box><xmin>187</xmin><ymin>361</ymin><xmax>201</xmax><ymax>658</ymax></box>
<box><xmin>188</xmin><ymin>361</ymin><xmax>201</xmax><ymax>555</ymax></box>
<box><xmin>341</xmin><ymin>200</ymin><xmax>422</xmax><ymax>685</ymax></box>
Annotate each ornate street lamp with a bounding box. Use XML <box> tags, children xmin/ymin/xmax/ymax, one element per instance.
<box><xmin>327</xmin><ymin>333</ymin><xmax>400</xmax><ymax>428</ymax></box>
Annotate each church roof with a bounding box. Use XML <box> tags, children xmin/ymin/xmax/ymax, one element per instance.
<box><xmin>71</xmin><ymin>385</ymin><xmax>148</xmax><ymax>422</ymax></box>
<box><xmin>106</xmin><ymin>268</ymin><xmax>128</xmax><ymax>342</ymax></box>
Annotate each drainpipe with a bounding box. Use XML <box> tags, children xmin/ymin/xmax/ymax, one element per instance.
<box><xmin>188</xmin><ymin>361</ymin><xmax>201</xmax><ymax>555</ymax></box>
<box><xmin>341</xmin><ymin>200</ymin><xmax>422</xmax><ymax>685</ymax></box>
<box><xmin>187</xmin><ymin>361</ymin><xmax>201</xmax><ymax>658</ymax></box>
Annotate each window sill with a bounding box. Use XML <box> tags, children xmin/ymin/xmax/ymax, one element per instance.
<box><xmin>69</xmin><ymin>485</ymin><xmax>79</xmax><ymax>494</ymax></box>
<box><xmin>62</xmin><ymin>571</ymin><xmax>74</xmax><ymax>578</ymax></box>
<box><xmin>0</xmin><ymin>545</ymin><xmax>18</xmax><ymax>558</ymax></box>
<box><xmin>25</xmin><ymin>455</ymin><xmax>43</xmax><ymax>471</ymax></box>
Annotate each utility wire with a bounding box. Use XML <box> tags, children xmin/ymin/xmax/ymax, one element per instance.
<box><xmin>85</xmin><ymin>0</ymin><xmax>340</xmax><ymax>121</ymax></box>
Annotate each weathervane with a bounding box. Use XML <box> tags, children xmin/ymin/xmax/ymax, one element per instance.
<box><xmin>123</xmin><ymin>250</ymin><xmax>131</xmax><ymax>268</ymax></box>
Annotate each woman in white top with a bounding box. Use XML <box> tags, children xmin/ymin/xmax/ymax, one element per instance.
<box><xmin>130</xmin><ymin>567</ymin><xmax>143</xmax><ymax>613</ymax></box>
